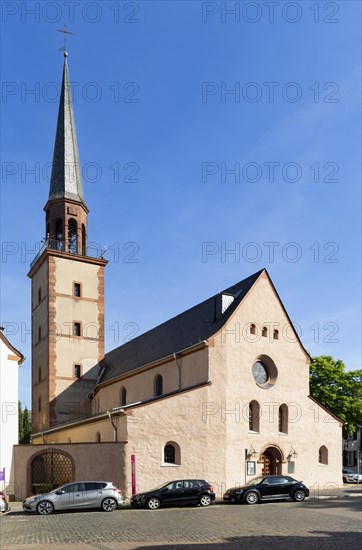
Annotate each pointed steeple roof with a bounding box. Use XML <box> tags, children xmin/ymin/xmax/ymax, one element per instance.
<box><xmin>48</xmin><ymin>53</ymin><xmax>85</xmax><ymax>205</ymax></box>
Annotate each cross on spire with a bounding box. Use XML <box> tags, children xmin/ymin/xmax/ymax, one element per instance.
<box><xmin>57</xmin><ymin>23</ymin><xmax>73</xmax><ymax>56</ymax></box>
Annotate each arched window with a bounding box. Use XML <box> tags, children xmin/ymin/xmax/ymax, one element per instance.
<box><xmin>319</xmin><ymin>445</ymin><xmax>328</xmax><ymax>465</ymax></box>
<box><xmin>163</xmin><ymin>441</ymin><xmax>181</xmax><ymax>465</ymax></box>
<box><xmin>250</xmin><ymin>323</ymin><xmax>256</xmax><ymax>335</ymax></box>
<box><xmin>279</xmin><ymin>404</ymin><xmax>288</xmax><ymax>434</ymax></box>
<box><xmin>262</xmin><ymin>326</ymin><xmax>267</xmax><ymax>337</ymax></box>
<box><xmin>68</xmin><ymin>218</ymin><xmax>78</xmax><ymax>254</ymax></box>
<box><xmin>96</xmin><ymin>432</ymin><xmax>101</xmax><ymax>443</ymax></box>
<box><xmin>248</xmin><ymin>400</ymin><xmax>260</xmax><ymax>432</ymax></box>
<box><xmin>55</xmin><ymin>218</ymin><xmax>64</xmax><ymax>250</ymax></box>
<box><xmin>81</xmin><ymin>224</ymin><xmax>86</xmax><ymax>256</ymax></box>
<box><xmin>155</xmin><ymin>374</ymin><xmax>163</xmax><ymax>397</ymax></box>
<box><xmin>273</xmin><ymin>329</ymin><xmax>279</xmax><ymax>340</ymax></box>
<box><xmin>120</xmin><ymin>386</ymin><xmax>127</xmax><ymax>406</ymax></box>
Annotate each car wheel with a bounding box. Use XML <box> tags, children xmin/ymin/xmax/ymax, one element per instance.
<box><xmin>293</xmin><ymin>489</ymin><xmax>306</xmax><ymax>502</ymax></box>
<box><xmin>147</xmin><ymin>497</ymin><xmax>161</xmax><ymax>510</ymax></box>
<box><xmin>101</xmin><ymin>497</ymin><xmax>117</xmax><ymax>512</ymax></box>
<box><xmin>36</xmin><ymin>500</ymin><xmax>54</xmax><ymax>515</ymax></box>
<box><xmin>199</xmin><ymin>495</ymin><xmax>212</xmax><ymax>507</ymax></box>
<box><xmin>245</xmin><ymin>491</ymin><xmax>259</xmax><ymax>505</ymax></box>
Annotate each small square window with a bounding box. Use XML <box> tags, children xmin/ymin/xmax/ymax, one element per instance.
<box><xmin>74</xmin><ymin>283</ymin><xmax>81</xmax><ymax>297</ymax></box>
<box><xmin>74</xmin><ymin>364</ymin><xmax>81</xmax><ymax>378</ymax></box>
<box><xmin>73</xmin><ymin>322</ymin><xmax>81</xmax><ymax>337</ymax></box>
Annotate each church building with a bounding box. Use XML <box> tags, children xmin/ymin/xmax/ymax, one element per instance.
<box><xmin>14</xmin><ymin>52</ymin><xmax>343</xmax><ymax>501</ymax></box>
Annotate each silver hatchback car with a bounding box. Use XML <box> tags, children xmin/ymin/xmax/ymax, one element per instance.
<box><xmin>23</xmin><ymin>481</ymin><xmax>124</xmax><ymax>514</ymax></box>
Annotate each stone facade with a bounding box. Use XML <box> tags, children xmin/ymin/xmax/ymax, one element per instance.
<box><xmin>30</xmin><ymin>272</ymin><xmax>343</xmax><ymax>497</ymax></box>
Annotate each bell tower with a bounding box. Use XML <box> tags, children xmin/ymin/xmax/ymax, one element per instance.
<box><xmin>28</xmin><ymin>52</ymin><xmax>107</xmax><ymax>433</ymax></box>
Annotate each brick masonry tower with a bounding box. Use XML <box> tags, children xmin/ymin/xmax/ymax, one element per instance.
<box><xmin>28</xmin><ymin>52</ymin><xmax>107</xmax><ymax>432</ymax></box>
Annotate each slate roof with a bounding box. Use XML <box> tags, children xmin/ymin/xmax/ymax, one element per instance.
<box><xmin>48</xmin><ymin>54</ymin><xmax>85</xmax><ymax>205</ymax></box>
<box><xmin>99</xmin><ymin>269</ymin><xmax>265</xmax><ymax>385</ymax></box>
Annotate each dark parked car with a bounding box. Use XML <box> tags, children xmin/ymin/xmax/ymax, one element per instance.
<box><xmin>131</xmin><ymin>479</ymin><xmax>215</xmax><ymax>510</ymax></box>
<box><xmin>223</xmin><ymin>475</ymin><xmax>309</xmax><ymax>505</ymax></box>
<box><xmin>342</xmin><ymin>467</ymin><xmax>362</xmax><ymax>483</ymax></box>
<box><xmin>22</xmin><ymin>481</ymin><xmax>124</xmax><ymax>514</ymax></box>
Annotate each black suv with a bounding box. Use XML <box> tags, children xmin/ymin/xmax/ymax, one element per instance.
<box><xmin>131</xmin><ymin>479</ymin><xmax>215</xmax><ymax>509</ymax></box>
<box><xmin>223</xmin><ymin>475</ymin><xmax>309</xmax><ymax>505</ymax></box>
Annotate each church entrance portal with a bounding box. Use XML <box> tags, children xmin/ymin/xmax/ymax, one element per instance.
<box><xmin>261</xmin><ymin>447</ymin><xmax>282</xmax><ymax>475</ymax></box>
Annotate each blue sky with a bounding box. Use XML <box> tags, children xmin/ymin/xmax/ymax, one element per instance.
<box><xmin>1</xmin><ymin>1</ymin><xmax>361</xmax><ymax>408</ymax></box>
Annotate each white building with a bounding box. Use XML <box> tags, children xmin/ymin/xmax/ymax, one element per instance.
<box><xmin>0</xmin><ymin>328</ymin><xmax>24</xmax><ymax>494</ymax></box>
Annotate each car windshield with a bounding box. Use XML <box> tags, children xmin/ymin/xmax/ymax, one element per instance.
<box><xmin>245</xmin><ymin>476</ymin><xmax>264</xmax><ymax>486</ymax></box>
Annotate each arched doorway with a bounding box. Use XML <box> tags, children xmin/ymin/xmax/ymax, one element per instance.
<box><xmin>30</xmin><ymin>451</ymin><xmax>74</xmax><ymax>494</ymax></box>
<box><xmin>261</xmin><ymin>446</ymin><xmax>282</xmax><ymax>475</ymax></box>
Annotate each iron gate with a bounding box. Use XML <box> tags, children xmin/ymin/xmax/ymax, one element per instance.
<box><xmin>31</xmin><ymin>451</ymin><xmax>73</xmax><ymax>494</ymax></box>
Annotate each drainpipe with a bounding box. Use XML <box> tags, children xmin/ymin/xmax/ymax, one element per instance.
<box><xmin>107</xmin><ymin>410</ymin><xmax>118</xmax><ymax>442</ymax></box>
<box><xmin>173</xmin><ymin>352</ymin><xmax>182</xmax><ymax>389</ymax></box>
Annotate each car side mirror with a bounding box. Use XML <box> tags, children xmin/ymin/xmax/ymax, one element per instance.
<box><xmin>55</xmin><ymin>490</ymin><xmax>65</xmax><ymax>495</ymax></box>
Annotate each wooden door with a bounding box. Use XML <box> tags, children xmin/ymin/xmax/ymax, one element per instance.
<box><xmin>262</xmin><ymin>453</ymin><xmax>271</xmax><ymax>475</ymax></box>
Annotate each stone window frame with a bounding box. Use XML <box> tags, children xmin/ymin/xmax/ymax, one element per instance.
<box><xmin>162</xmin><ymin>441</ymin><xmax>181</xmax><ymax>466</ymax></box>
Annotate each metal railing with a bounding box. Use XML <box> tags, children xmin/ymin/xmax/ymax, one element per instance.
<box><xmin>30</xmin><ymin>239</ymin><xmax>105</xmax><ymax>269</ymax></box>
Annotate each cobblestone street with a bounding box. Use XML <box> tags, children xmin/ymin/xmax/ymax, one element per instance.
<box><xmin>1</xmin><ymin>490</ymin><xmax>361</xmax><ymax>550</ymax></box>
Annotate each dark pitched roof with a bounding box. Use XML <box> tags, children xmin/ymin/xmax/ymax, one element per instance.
<box><xmin>48</xmin><ymin>55</ymin><xmax>85</xmax><ymax>205</ymax></box>
<box><xmin>99</xmin><ymin>269</ymin><xmax>264</xmax><ymax>385</ymax></box>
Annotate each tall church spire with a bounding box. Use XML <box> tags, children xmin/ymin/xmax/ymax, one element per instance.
<box><xmin>48</xmin><ymin>52</ymin><xmax>85</xmax><ymax>205</ymax></box>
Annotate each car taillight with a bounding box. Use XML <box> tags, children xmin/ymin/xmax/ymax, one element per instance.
<box><xmin>209</xmin><ymin>486</ymin><xmax>214</xmax><ymax>492</ymax></box>
<box><xmin>117</xmin><ymin>490</ymin><xmax>122</xmax><ymax>495</ymax></box>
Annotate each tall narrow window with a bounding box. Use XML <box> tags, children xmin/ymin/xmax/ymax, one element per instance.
<box><xmin>38</xmin><ymin>287</ymin><xmax>42</xmax><ymax>304</ymax></box>
<box><xmin>279</xmin><ymin>404</ymin><xmax>288</xmax><ymax>434</ymax></box>
<box><xmin>155</xmin><ymin>374</ymin><xmax>163</xmax><ymax>397</ymax></box>
<box><xmin>248</xmin><ymin>401</ymin><xmax>260</xmax><ymax>432</ymax></box>
<box><xmin>82</xmin><ymin>224</ymin><xmax>86</xmax><ymax>256</ymax></box>
<box><xmin>262</xmin><ymin>326</ymin><xmax>267</xmax><ymax>337</ymax></box>
<box><xmin>73</xmin><ymin>282</ymin><xmax>81</xmax><ymax>297</ymax></box>
<box><xmin>96</xmin><ymin>432</ymin><xmax>101</xmax><ymax>443</ymax></box>
<box><xmin>120</xmin><ymin>386</ymin><xmax>127</xmax><ymax>406</ymax></box>
<box><xmin>68</xmin><ymin>218</ymin><xmax>78</xmax><ymax>254</ymax></box>
<box><xmin>73</xmin><ymin>322</ymin><xmax>81</xmax><ymax>337</ymax></box>
<box><xmin>38</xmin><ymin>367</ymin><xmax>41</xmax><ymax>383</ymax></box>
<box><xmin>38</xmin><ymin>396</ymin><xmax>41</xmax><ymax>412</ymax></box>
<box><xmin>74</xmin><ymin>364</ymin><xmax>81</xmax><ymax>379</ymax></box>
<box><xmin>250</xmin><ymin>324</ymin><xmax>256</xmax><ymax>335</ymax></box>
<box><xmin>38</xmin><ymin>326</ymin><xmax>42</xmax><ymax>342</ymax></box>
<box><xmin>319</xmin><ymin>446</ymin><xmax>328</xmax><ymax>465</ymax></box>
<box><xmin>273</xmin><ymin>329</ymin><xmax>279</xmax><ymax>340</ymax></box>
<box><xmin>55</xmin><ymin>218</ymin><xmax>64</xmax><ymax>250</ymax></box>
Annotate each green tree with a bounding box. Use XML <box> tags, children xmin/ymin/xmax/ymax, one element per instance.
<box><xmin>18</xmin><ymin>402</ymin><xmax>32</xmax><ymax>444</ymax></box>
<box><xmin>310</xmin><ymin>356</ymin><xmax>362</xmax><ymax>437</ymax></box>
<box><xmin>22</xmin><ymin>407</ymin><xmax>32</xmax><ymax>444</ymax></box>
<box><xmin>18</xmin><ymin>401</ymin><xmax>24</xmax><ymax>443</ymax></box>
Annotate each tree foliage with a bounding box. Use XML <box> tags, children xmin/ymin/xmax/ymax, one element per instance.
<box><xmin>18</xmin><ymin>401</ymin><xmax>32</xmax><ymax>444</ymax></box>
<box><xmin>310</xmin><ymin>356</ymin><xmax>362</xmax><ymax>437</ymax></box>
